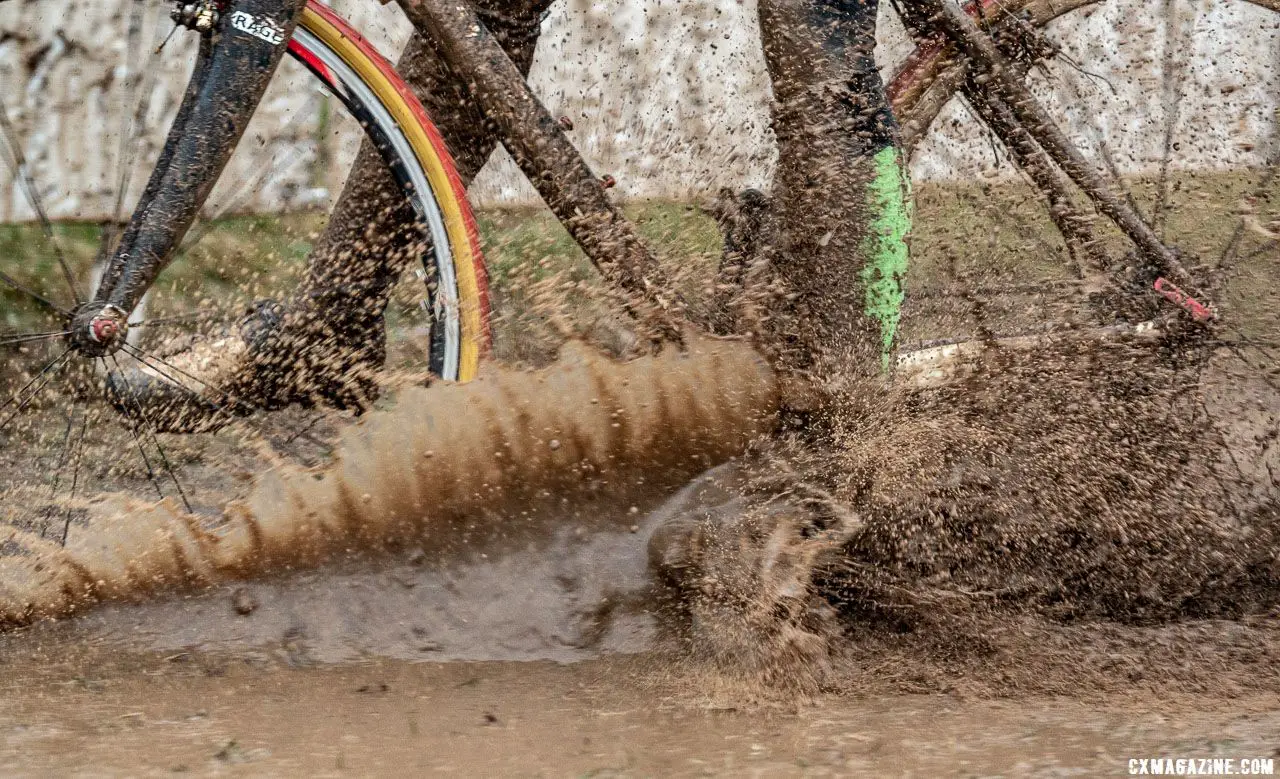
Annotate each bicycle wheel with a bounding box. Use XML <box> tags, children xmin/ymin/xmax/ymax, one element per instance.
<box><xmin>0</xmin><ymin>0</ymin><xmax>488</xmax><ymax>528</ymax></box>
<box><xmin>891</xmin><ymin>0</ymin><xmax>1280</xmax><ymax>155</ymax></box>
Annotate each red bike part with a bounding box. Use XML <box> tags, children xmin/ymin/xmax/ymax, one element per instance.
<box><xmin>1153</xmin><ymin>277</ymin><xmax>1215</xmax><ymax>322</ymax></box>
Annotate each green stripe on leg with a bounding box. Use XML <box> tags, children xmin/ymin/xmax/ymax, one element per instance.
<box><xmin>860</xmin><ymin>145</ymin><xmax>913</xmax><ymax>372</ymax></box>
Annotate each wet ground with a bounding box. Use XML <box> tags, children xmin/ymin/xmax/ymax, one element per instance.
<box><xmin>2</xmin><ymin>470</ymin><xmax>1277</xmax><ymax>776</ymax></box>
<box><xmin>3</xmin><ymin>338</ymin><xmax>1278</xmax><ymax>775</ymax></box>
<box><xmin>4</xmin><ymin>640</ymin><xmax>1280</xmax><ymax>777</ymax></box>
<box><xmin>3</xmin><ymin>181</ymin><xmax>1279</xmax><ymax>775</ymax></box>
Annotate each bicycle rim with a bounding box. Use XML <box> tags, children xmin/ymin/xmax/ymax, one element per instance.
<box><xmin>293</xmin><ymin>2</ymin><xmax>489</xmax><ymax>382</ymax></box>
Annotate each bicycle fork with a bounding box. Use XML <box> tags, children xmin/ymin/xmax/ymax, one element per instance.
<box><xmin>74</xmin><ymin>0</ymin><xmax>303</xmax><ymax>355</ymax></box>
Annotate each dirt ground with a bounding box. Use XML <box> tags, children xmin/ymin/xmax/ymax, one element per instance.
<box><xmin>1</xmin><ymin>475</ymin><xmax>1278</xmax><ymax>776</ymax></box>
<box><xmin>3</xmin><ymin>335</ymin><xmax>1279</xmax><ymax>777</ymax></box>
<box><xmin>3</xmin><ymin>639</ymin><xmax>1279</xmax><ymax>777</ymax></box>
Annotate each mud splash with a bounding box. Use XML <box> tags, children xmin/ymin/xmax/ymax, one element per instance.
<box><xmin>644</xmin><ymin>336</ymin><xmax>1280</xmax><ymax>692</ymax></box>
<box><xmin>821</xmin><ymin>339</ymin><xmax>1280</xmax><ymax>624</ymax></box>
<box><xmin>0</xmin><ymin>335</ymin><xmax>778</xmax><ymax>626</ymax></box>
<box><xmin>19</xmin><ymin>489</ymin><xmax>683</xmax><ymax>664</ymax></box>
<box><xmin>5</xmin><ymin>328</ymin><xmax>1277</xmax><ymax>697</ymax></box>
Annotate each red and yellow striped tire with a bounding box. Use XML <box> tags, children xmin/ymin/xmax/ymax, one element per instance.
<box><xmin>291</xmin><ymin>1</ymin><xmax>489</xmax><ymax>381</ymax></box>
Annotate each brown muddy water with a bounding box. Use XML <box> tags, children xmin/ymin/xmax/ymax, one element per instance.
<box><xmin>5</xmin><ymin>503</ymin><xmax>1280</xmax><ymax>778</ymax></box>
<box><xmin>3</xmin><ymin>646</ymin><xmax>1279</xmax><ymax>776</ymax></box>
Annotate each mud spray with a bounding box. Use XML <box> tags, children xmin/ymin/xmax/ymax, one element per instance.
<box><xmin>4</xmin><ymin>329</ymin><xmax>1278</xmax><ymax>696</ymax></box>
<box><xmin>0</xmin><ymin>335</ymin><xmax>778</xmax><ymax>626</ymax></box>
<box><xmin>644</xmin><ymin>334</ymin><xmax>1280</xmax><ymax>695</ymax></box>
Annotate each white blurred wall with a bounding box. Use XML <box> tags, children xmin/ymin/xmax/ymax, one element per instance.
<box><xmin>0</xmin><ymin>0</ymin><xmax>1276</xmax><ymax>220</ymax></box>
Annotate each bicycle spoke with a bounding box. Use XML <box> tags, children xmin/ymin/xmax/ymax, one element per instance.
<box><xmin>105</xmin><ymin>353</ymin><xmax>192</xmax><ymax>513</ymax></box>
<box><xmin>47</xmin><ymin>410</ymin><xmax>77</xmax><ymax>499</ymax></box>
<box><xmin>1220</xmin><ymin>341</ymin><xmax>1280</xmax><ymax>398</ymax></box>
<box><xmin>0</xmin><ymin>330</ymin><xmax>69</xmax><ymax>348</ymax></box>
<box><xmin>128</xmin><ymin>310</ymin><xmax>233</xmax><ymax>330</ymax></box>
<box><xmin>1219</xmin><ymin>221</ymin><xmax>1250</xmax><ymax>270</ymax></box>
<box><xmin>931</xmin><ymin>106</ymin><xmax>1068</xmax><ymax>271</ymax></box>
<box><xmin>1096</xmin><ymin>136</ymin><xmax>1148</xmax><ymax>225</ymax></box>
<box><xmin>0</xmin><ymin>97</ymin><xmax>82</xmax><ymax>305</ymax></box>
<box><xmin>120</xmin><ymin>343</ymin><xmax>244</xmax><ymax>415</ymax></box>
<box><xmin>99</xmin><ymin>358</ymin><xmax>164</xmax><ymax>502</ymax></box>
<box><xmin>1241</xmin><ymin>239</ymin><xmax>1279</xmax><ymax>263</ymax></box>
<box><xmin>121</xmin><ymin>341</ymin><xmax>260</xmax><ymax>416</ymax></box>
<box><xmin>122</xmin><ymin>343</ymin><xmax>295</xmax><ymax>451</ymax></box>
<box><xmin>961</xmin><ymin>86</ymin><xmax>1107</xmax><ymax>277</ymax></box>
<box><xmin>1215</xmin><ymin>337</ymin><xmax>1280</xmax><ymax>350</ymax></box>
<box><xmin>0</xmin><ymin>348</ymin><xmax>71</xmax><ymax>435</ymax></box>
<box><xmin>0</xmin><ymin>269</ymin><xmax>72</xmax><ymax>317</ymax></box>
<box><xmin>953</xmin><ymin>97</ymin><xmax>1071</xmax><ymax>263</ymax></box>
<box><xmin>1196</xmin><ymin>394</ymin><xmax>1248</xmax><ymax>518</ymax></box>
<box><xmin>34</xmin><ymin>409</ymin><xmax>77</xmax><ymax>539</ymax></box>
<box><xmin>61</xmin><ymin>410</ymin><xmax>91</xmax><ymax>546</ymax></box>
<box><xmin>1040</xmin><ymin>50</ymin><xmax>1121</xmax><ymax>174</ymax></box>
<box><xmin>120</xmin><ymin>342</ymin><xmax>335</xmax><ymax>465</ymax></box>
<box><xmin>1035</xmin><ymin>45</ymin><xmax>1155</xmax><ymax>240</ymax></box>
<box><xmin>97</xmin><ymin>0</ymin><xmax>164</xmax><ymax>272</ymax></box>
<box><xmin>1219</xmin><ymin>324</ymin><xmax>1280</xmax><ymax>365</ymax></box>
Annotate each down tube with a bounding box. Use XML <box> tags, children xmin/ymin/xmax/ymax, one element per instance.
<box><xmin>100</xmin><ymin>0</ymin><xmax>305</xmax><ymax>316</ymax></box>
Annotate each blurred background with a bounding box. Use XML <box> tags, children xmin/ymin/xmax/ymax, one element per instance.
<box><xmin>0</xmin><ymin>0</ymin><xmax>1276</xmax><ymax>218</ymax></box>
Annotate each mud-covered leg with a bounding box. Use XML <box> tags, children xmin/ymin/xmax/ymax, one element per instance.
<box><xmin>757</xmin><ymin>0</ymin><xmax>912</xmax><ymax>390</ymax></box>
<box><xmin>650</xmin><ymin>0</ymin><xmax>910</xmax><ymax>680</ymax></box>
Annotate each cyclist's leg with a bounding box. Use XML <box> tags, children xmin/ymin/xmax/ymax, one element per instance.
<box><xmin>757</xmin><ymin>0</ymin><xmax>912</xmax><ymax>383</ymax></box>
<box><xmin>240</xmin><ymin>1</ymin><xmax>553</xmax><ymax>407</ymax></box>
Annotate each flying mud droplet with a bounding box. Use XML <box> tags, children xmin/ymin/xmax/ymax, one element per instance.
<box><xmin>232</xmin><ymin>587</ymin><xmax>257</xmax><ymax>616</ymax></box>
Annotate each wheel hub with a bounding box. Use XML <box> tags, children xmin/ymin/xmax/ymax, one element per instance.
<box><xmin>70</xmin><ymin>304</ymin><xmax>129</xmax><ymax>357</ymax></box>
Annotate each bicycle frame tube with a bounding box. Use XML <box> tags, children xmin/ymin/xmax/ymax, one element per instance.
<box><xmin>95</xmin><ymin>0</ymin><xmax>304</xmax><ymax>317</ymax></box>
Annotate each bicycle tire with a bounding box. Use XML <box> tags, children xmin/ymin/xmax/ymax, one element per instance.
<box><xmin>291</xmin><ymin>1</ymin><xmax>489</xmax><ymax>382</ymax></box>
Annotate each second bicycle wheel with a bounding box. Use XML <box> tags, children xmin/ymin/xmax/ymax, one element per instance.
<box><xmin>881</xmin><ymin>0</ymin><xmax>1280</xmax><ymax>515</ymax></box>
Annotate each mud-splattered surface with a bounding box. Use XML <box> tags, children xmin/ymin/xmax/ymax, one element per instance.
<box><xmin>2</xmin><ymin>452</ymin><xmax>1278</xmax><ymax>776</ymax></box>
<box><xmin>11</xmin><ymin>485</ymin><xmax>687</xmax><ymax>665</ymax></box>
<box><xmin>3</xmin><ymin>643</ymin><xmax>1279</xmax><ymax>777</ymax></box>
<box><xmin>3</xmin><ymin>173</ymin><xmax>1279</xmax><ymax>776</ymax></box>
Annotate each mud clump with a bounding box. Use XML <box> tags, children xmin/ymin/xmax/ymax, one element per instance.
<box><xmin>647</xmin><ymin>464</ymin><xmax>862</xmax><ymax>692</ymax></box>
<box><xmin>820</xmin><ymin>338</ymin><xmax>1279</xmax><ymax>626</ymax></box>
